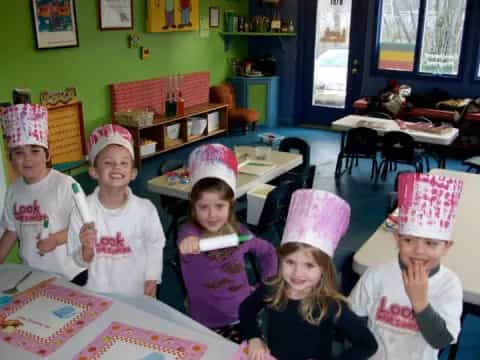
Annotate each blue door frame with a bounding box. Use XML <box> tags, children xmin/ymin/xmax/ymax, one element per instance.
<box><xmin>297</xmin><ymin>0</ymin><xmax>369</xmax><ymax>125</ymax></box>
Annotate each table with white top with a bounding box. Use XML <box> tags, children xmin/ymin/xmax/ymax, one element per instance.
<box><xmin>147</xmin><ymin>146</ymin><xmax>303</xmax><ymax>200</ymax></box>
<box><xmin>352</xmin><ymin>169</ymin><xmax>480</xmax><ymax>306</ymax></box>
<box><xmin>331</xmin><ymin>115</ymin><xmax>460</xmax><ymax>172</ymax></box>
<box><xmin>0</xmin><ymin>265</ymin><xmax>238</xmax><ymax>360</ymax></box>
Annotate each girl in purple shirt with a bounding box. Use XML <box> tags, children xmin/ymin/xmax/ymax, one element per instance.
<box><xmin>178</xmin><ymin>144</ymin><xmax>277</xmax><ymax>343</ymax></box>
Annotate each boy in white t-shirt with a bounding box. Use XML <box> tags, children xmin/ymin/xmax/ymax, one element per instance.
<box><xmin>349</xmin><ymin>173</ymin><xmax>464</xmax><ymax>360</ymax></box>
<box><xmin>0</xmin><ymin>104</ymin><xmax>85</xmax><ymax>283</ymax></box>
<box><xmin>67</xmin><ymin>124</ymin><xmax>165</xmax><ymax>298</ymax></box>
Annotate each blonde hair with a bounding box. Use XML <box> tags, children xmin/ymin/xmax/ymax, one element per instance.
<box><xmin>265</xmin><ymin>242</ymin><xmax>347</xmax><ymax>325</ymax></box>
<box><xmin>189</xmin><ymin>177</ymin><xmax>239</xmax><ymax>235</ymax></box>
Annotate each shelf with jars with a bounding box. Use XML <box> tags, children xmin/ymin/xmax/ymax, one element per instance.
<box><xmin>221</xmin><ymin>11</ymin><xmax>296</xmax><ymax>51</ymax></box>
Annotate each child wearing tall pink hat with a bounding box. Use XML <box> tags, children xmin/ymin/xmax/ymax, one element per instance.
<box><xmin>349</xmin><ymin>173</ymin><xmax>464</xmax><ymax>360</ymax></box>
<box><xmin>239</xmin><ymin>189</ymin><xmax>377</xmax><ymax>360</ymax></box>
<box><xmin>67</xmin><ymin>124</ymin><xmax>165</xmax><ymax>298</ymax></box>
<box><xmin>0</xmin><ymin>104</ymin><xmax>86</xmax><ymax>283</ymax></box>
<box><xmin>177</xmin><ymin>143</ymin><xmax>277</xmax><ymax>343</ymax></box>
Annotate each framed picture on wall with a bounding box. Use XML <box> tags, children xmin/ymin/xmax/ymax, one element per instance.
<box><xmin>209</xmin><ymin>7</ymin><xmax>220</xmax><ymax>28</ymax></box>
<box><xmin>31</xmin><ymin>0</ymin><xmax>79</xmax><ymax>49</ymax></box>
<box><xmin>98</xmin><ymin>0</ymin><xmax>133</xmax><ymax>30</ymax></box>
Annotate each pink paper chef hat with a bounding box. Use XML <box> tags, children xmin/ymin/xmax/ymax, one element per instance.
<box><xmin>188</xmin><ymin>143</ymin><xmax>238</xmax><ymax>193</ymax></box>
<box><xmin>88</xmin><ymin>124</ymin><xmax>134</xmax><ymax>164</ymax></box>
<box><xmin>397</xmin><ymin>173</ymin><xmax>463</xmax><ymax>241</ymax></box>
<box><xmin>281</xmin><ymin>189</ymin><xmax>351</xmax><ymax>257</ymax></box>
<box><xmin>1</xmin><ymin>104</ymin><xmax>48</xmax><ymax>149</ymax></box>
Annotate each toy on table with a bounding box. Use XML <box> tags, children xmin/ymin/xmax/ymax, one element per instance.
<box><xmin>384</xmin><ymin>208</ymin><xmax>399</xmax><ymax>232</ymax></box>
<box><xmin>199</xmin><ymin>233</ymin><xmax>252</xmax><ymax>252</ymax></box>
<box><xmin>72</xmin><ymin>183</ymin><xmax>92</xmax><ymax>224</ymax></box>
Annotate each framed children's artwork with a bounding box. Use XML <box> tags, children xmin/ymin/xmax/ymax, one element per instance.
<box><xmin>209</xmin><ymin>7</ymin><xmax>220</xmax><ymax>28</ymax></box>
<box><xmin>98</xmin><ymin>0</ymin><xmax>134</xmax><ymax>30</ymax></box>
<box><xmin>31</xmin><ymin>0</ymin><xmax>79</xmax><ymax>49</ymax></box>
<box><xmin>146</xmin><ymin>0</ymin><xmax>199</xmax><ymax>33</ymax></box>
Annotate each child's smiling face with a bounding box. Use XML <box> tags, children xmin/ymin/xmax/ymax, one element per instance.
<box><xmin>281</xmin><ymin>247</ymin><xmax>323</xmax><ymax>300</ymax></box>
<box><xmin>89</xmin><ymin>144</ymin><xmax>136</xmax><ymax>189</ymax></box>
<box><xmin>395</xmin><ymin>231</ymin><xmax>452</xmax><ymax>272</ymax></box>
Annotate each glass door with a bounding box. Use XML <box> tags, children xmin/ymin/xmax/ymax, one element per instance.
<box><xmin>300</xmin><ymin>0</ymin><xmax>368</xmax><ymax>125</ymax></box>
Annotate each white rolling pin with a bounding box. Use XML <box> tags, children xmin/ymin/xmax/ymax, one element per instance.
<box><xmin>38</xmin><ymin>219</ymin><xmax>49</xmax><ymax>257</ymax></box>
<box><xmin>199</xmin><ymin>233</ymin><xmax>252</xmax><ymax>252</ymax></box>
<box><xmin>72</xmin><ymin>183</ymin><xmax>93</xmax><ymax>224</ymax></box>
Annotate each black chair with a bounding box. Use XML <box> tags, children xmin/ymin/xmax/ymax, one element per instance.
<box><xmin>463</xmin><ymin>156</ymin><xmax>480</xmax><ymax>173</ymax></box>
<box><xmin>335</xmin><ymin>127</ymin><xmax>379</xmax><ymax>179</ymax></box>
<box><xmin>407</xmin><ymin>115</ymin><xmax>438</xmax><ymax>171</ymax></box>
<box><xmin>275</xmin><ymin>137</ymin><xmax>314</xmax><ymax>188</ymax></box>
<box><xmin>366</xmin><ymin>111</ymin><xmax>392</xmax><ymax>119</ymax></box>
<box><xmin>377</xmin><ymin>131</ymin><xmax>424</xmax><ymax>181</ymax></box>
<box><xmin>385</xmin><ymin>171</ymin><xmax>415</xmax><ymax>216</ymax></box>
<box><xmin>248</xmin><ymin>179</ymin><xmax>301</xmax><ymax>247</ymax></box>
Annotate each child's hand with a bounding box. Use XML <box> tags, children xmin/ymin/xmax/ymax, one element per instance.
<box><xmin>144</xmin><ymin>280</ymin><xmax>157</xmax><ymax>298</ymax></box>
<box><xmin>179</xmin><ymin>236</ymin><xmax>200</xmax><ymax>255</ymax></box>
<box><xmin>402</xmin><ymin>261</ymin><xmax>429</xmax><ymax>313</ymax></box>
<box><xmin>247</xmin><ymin>338</ymin><xmax>271</xmax><ymax>360</ymax></box>
<box><xmin>80</xmin><ymin>223</ymin><xmax>96</xmax><ymax>262</ymax></box>
<box><xmin>36</xmin><ymin>233</ymin><xmax>58</xmax><ymax>255</ymax></box>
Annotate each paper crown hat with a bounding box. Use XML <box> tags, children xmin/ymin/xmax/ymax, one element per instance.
<box><xmin>281</xmin><ymin>189</ymin><xmax>351</xmax><ymax>257</ymax></box>
<box><xmin>188</xmin><ymin>144</ymin><xmax>238</xmax><ymax>192</ymax></box>
<box><xmin>397</xmin><ymin>173</ymin><xmax>463</xmax><ymax>241</ymax></box>
<box><xmin>1</xmin><ymin>104</ymin><xmax>48</xmax><ymax>149</ymax></box>
<box><xmin>88</xmin><ymin>124</ymin><xmax>134</xmax><ymax>164</ymax></box>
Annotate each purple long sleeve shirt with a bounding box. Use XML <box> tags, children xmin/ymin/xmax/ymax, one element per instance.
<box><xmin>177</xmin><ymin>222</ymin><xmax>278</xmax><ymax>328</ymax></box>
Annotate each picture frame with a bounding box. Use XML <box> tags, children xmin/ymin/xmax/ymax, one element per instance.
<box><xmin>209</xmin><ymin>7</ymin><xmax>220</xmax><ymax>28</ymax></box>
<box><xmin>31</xmin><ymin>0</ymin><xmax>79</xmax><ymax>49</ymax></box>
<box><xmin>98</xmin><ymin>0</ymin><xmax>133</xmax><ymax>30</ymax></box>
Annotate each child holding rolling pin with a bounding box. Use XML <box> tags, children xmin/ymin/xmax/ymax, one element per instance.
<box><xmin>67</xmin><ymin>124</ymin><xmax>165</xmax><ymax>298</ymax></box>
<box><xmin>177</xmin><ymin>143</ymin><xmax>277</xmax><ymax>343</ymax></box>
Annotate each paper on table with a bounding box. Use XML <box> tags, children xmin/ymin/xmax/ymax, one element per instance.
<box><xmin>239</xmin><ymin>160</ymin><xmax>276</xmax><ymax>176</ymax></box>
<box><xmin>0</xmin><ymin>268</ymin><xmax>57</xmax><ymax>294</ymax></box>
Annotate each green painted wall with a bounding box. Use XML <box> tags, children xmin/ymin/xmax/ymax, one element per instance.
<box><xmin>0</xmin><ymin>0</ymin><xmax>248</xmax><ymax>136</ymax></box>
<box><xmin>0</xmin><ymin>0</ymin><xmax>248</xmax><ymax>264</ymax></box>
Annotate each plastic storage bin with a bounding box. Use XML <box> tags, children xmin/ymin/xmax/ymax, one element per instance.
<box><xmin>247</xmin><ymin>184</ymin><xmax>275</xmax><ymax>225</ymax></box>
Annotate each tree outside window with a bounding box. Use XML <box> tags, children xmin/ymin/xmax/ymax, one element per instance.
<box><xmin>377</xmin><ymin>0</ymin><xmax>467</xmax><ymax>76</ymax></box>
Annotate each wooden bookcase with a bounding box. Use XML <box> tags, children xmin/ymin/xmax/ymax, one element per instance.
<box><xmin>119</xmin><ymin>103</ymin><xmax>229</xmax><ymax>168</ymax></box>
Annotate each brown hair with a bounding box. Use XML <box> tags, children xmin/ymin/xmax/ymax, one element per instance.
<box><xmin>189</xmin><ymin>177</ymin><xmax>239</xmax><ymax>235</ymax></box>
<box><xmin>265</xmin><ymin>242</ymin><xmax>347</xmax><ymax>325</ymax></box>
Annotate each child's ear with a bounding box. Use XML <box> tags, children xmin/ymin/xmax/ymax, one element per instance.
<box><xmin>88</xmin><ymin>167</ymin><xmax>99</xmax><ymax>180</ymax></box>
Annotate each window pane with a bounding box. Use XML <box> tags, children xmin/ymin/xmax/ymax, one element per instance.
<box><xmin>378</xmin><ymin>0</ymin><xmax>420</xmax><ymax>71</ymax></box>
<box><xmin>419</xmin><ymin>0</ymin><xmax>466</xmax><ymax>75</ymax></box>
<box><xmin>312</xmin><ymin>0</ymin><xmax>351</xmax><ymax>108</ymax></box>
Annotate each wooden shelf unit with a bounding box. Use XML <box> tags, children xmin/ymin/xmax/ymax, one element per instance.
<box><xmin>121</xmin><ymin>103</ymin><xmax>229</xmax><ymax>168</ymax></box>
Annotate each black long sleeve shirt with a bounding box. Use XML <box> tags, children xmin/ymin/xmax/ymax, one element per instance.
<box><xmin>239</xmin><ymin>285</ymin><xmax>378</xmax><ymax>360</ymax></box>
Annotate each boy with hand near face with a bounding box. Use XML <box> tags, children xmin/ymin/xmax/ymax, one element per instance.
<box><xmin>349</xmin><ymin>173</ymin><xmax>464</xmax><ymax>360</ymax></box>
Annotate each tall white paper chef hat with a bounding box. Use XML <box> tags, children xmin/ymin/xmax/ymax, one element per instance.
<box><xmin>281</xmin><ymin>189</ymin><xmax>351</xmax><ymax>257</ymax></box>
<box><xmin>398</xmin><ymin>173</ymin><xmax>463</xmax><ymax>241</ymax></box>
<box><xmin>1</xmin><ymin>104</ymin><xmax>48</xmax><ymax>149</ymax></box>
<box><xmin>188</xmin><ymin>143</ymin><xmax>238</xmax><ymax>193</ymax></box>
<box><xmin>88</xmin><ymin>124</ymin><xmax>134</xmax><ymax>164</ymax></box>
